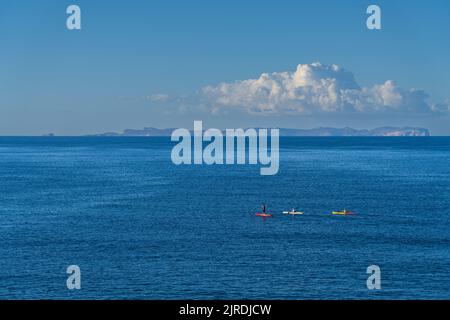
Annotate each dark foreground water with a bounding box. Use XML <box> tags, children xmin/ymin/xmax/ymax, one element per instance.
<box><xmin>0</xmin><ymin>137</ymin><xmax>449</xmax><ymax>299</ymax></box>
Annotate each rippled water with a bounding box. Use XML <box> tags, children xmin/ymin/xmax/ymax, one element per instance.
<box><xmin>0</xmin><ymin>137</ymin><xmax>449</xmax><ymax>299</ymax></box>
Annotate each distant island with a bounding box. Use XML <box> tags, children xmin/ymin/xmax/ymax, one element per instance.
<box><xmin>91</xmin><ymin>126</ymin><xmax>430</xmax><ymax>137</ymax></box>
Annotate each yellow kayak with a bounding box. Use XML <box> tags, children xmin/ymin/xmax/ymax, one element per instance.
<box><xmin>332</xmin><ymin>210</ymin><xmax>355</xmax><ymax>215</ymax></box>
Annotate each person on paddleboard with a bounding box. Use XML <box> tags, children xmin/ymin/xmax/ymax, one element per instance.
<box><xmin>262</xmin><ymin>204</ymin><xmax>266</xmax><ymax>214</ymax></box>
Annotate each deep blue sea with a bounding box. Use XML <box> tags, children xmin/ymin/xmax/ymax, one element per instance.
<box><xmin>0</xmin><ymin>137</ymin><xmax>449</xmax><ymax>299</ymax></box>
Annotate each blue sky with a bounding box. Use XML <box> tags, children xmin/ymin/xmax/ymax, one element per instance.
<box><xmin>0</xmin><ymin>0</ymin><xmax>449</xmax><ymax>135</ymax></box>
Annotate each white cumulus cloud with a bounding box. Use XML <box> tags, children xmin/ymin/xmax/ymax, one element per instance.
<box><xmin>202</xmin><ymin>62</ymin><xmax>443</xmax><ymax>115</ymax></box>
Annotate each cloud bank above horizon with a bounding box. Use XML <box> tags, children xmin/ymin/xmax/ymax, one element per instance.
<box><xmin>200</xmin><ymin>62</ymin><xmax>449</xmax><ymax>116</ymax></box>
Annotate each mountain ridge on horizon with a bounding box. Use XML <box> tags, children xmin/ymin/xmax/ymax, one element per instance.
<box><xmin>89</xmin><ymin>126</ymin><xmax>430</xmax><ymax>137</ymax></box>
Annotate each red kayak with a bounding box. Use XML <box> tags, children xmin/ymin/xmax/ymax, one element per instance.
<box><xmin>256</xmin><ymin>212</ymin><xmax>273</xmax><ymax>217</ymax></box>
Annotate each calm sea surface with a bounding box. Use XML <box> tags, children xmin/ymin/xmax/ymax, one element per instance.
<box><xmin>0</xmin><ymin>137</ymin><xmax>449</xmax><ymax>299</ymax></box>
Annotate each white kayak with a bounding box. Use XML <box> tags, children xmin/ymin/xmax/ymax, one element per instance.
<box><xmin>283</xmin><ymin>211</ymin><xmax>304</xmax><ymax>215</ymax></box>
